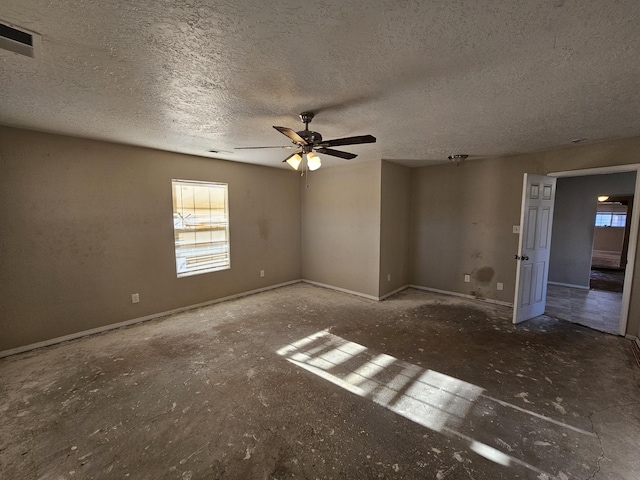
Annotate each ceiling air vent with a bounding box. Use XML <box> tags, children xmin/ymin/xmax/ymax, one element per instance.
<box><xmin>0</xmin><ymin>21</ymin><xmax>37</xmax><ymax>58</ymax></box>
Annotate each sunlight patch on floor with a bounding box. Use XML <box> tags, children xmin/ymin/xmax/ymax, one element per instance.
<box><xmin>277</xmin><ymin>330</ymin><xmax>590</xmax><ymax>479</ymax></box>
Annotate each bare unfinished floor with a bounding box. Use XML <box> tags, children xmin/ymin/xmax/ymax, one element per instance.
<box><xmin>1</xmin><ymin>284</ymin><xmax>639</xmax><ymax>480</ymax></box>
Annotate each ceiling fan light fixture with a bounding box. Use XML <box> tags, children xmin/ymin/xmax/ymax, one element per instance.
<box><xmin>307</xmin><ymin>152</ymin><xmax>321</xmax><ymax>171</ymax></box>
<box><xmin>237</xmin><ymin>112</ymin><xmax>376</xmax><ymax>172</ymax></box>
<box><xmin>286</xmin><ymin>153</ymin><xmax>302</xmax><ymax>170</ymax></box>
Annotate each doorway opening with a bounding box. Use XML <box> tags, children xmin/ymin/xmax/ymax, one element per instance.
<box><xmin>590</xmin><ymin>196</ymin><xmax>632</xmax><ymax>293</ymax></box>
<box><xmin>544</xmin><ymin>166</ymin><xmax>640</xmax><ymax>336</ymax></box>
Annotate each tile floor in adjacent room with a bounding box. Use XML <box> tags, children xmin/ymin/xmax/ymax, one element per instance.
<box><xmin>546</xmin><ymin>283</ymin><xmax>623</xmax><ymax>335</ymax></box>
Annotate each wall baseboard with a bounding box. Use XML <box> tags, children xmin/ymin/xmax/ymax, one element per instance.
<box><xmin>301</xmin><ymin>280</ymin><xmax>411</xmax><ymax>302</ymax></box>
<box><xmin>301</xmin><ymin>282</ymin><xmax>513</xmax><ymax>307</ymax></box>
<box><xmin>408</xmin><ymin>285</ymin><xmax>514</xmax><ymax>307</ymax></box>
<box><xmin>628</xmin><ymin>336</ymin><xmax>640</xmax><ymax>368</ymax></box>
<box><xmin>548</xmin><ymin>281</ymin><xmax>590</xmax><ymax>290</ymax></box>
<box><xmin>379</xmin><ymin>285</ymin><xmax>410</xmax><ymax>301</ymax></box>
<box><xmin>0</xmin><ymin>280</ymin><xmax>528</xmax><ymax>358</ymax></box>
<box><xmin>301</xmin><ymin>280</ymin><xmax>380</xmax><ymax>301</ymax></box>
<box><xmin>0</xmin><ymin>279</ymin><xmax>302</xmax><ymax>359</ymax></box>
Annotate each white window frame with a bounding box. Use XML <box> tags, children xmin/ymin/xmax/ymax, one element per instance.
<box><xmin>171</xmin><ymin>179</ymin><xmax>230</xmax><ymax>277</ymax></box>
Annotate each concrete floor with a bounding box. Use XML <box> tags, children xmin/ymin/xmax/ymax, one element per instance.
<box><xmin>1</xmin><ymin>284</ymin><xmax>639</xmax><ymax>480</ymax></box>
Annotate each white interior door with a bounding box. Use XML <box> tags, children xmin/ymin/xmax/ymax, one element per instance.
<box><xmin>513</xmin><ymin>174</ymin><xmax>557</xmax><ymax>324</ymax></box>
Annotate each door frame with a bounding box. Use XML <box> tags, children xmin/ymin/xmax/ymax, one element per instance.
<box><xmin>548</xmin><ymin>164</ymin><xmax>640</xmax><ymax>336</ymax></box>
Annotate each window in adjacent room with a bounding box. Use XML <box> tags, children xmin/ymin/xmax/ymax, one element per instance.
<box><xmin>594</xmin><ymin>212</ymin><xmax>627</xmax><ymax>227</ymax></box>
<box><xmin>171</xmin><ymin>179</ymin><xmax>230</xmax><ymax>277</ymax></box>
<box><xmin>594</xmin><ymin>205</ymin><xmax>627</xmax><ymax>227</ymax></box>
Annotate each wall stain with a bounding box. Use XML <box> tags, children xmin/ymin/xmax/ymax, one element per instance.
<box><xmin>257</xmin><ymin>217</ymin><xmax>270</xmax><ymax>240</ymax></box>
<box><xmin>473</xmin><ymin>266</ymin><xmax>495</xmax><ymax>285</ymax></box>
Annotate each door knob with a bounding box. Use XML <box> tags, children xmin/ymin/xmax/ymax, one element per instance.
<box><xmin>514</xmin><ymin>255</ymin><xmax>529</xmax><ymax>261</ymax></box>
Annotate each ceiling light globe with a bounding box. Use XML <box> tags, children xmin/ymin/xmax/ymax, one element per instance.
<box><xmin>307</xmin><ymin>152</ymin><xmax>321</xmax><ymax>171</ymax></box>
<box><xmin>286</xmin><ymin>153</ymin><xmax>302</xmax><ymax>170</ymax></box>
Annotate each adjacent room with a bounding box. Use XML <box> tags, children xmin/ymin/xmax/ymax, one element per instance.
<box><xmin>2</xmin><ymin>1</ymin><xmax>640</xmax><ymax>479</ymax></box>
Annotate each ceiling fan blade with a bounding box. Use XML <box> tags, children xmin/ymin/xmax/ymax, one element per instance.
<box><xmin>316</xmin><ymin>148</ymin><xmax>357</xmax><ymax>160</ymax></box>
<box><xmin>320</xmin><ymin>134</ymin><xmax>376</xmax><ymax>148</ymax></box>
<box><xmin>273</xmin><ymin>126</ymin><xmax>308</xmax><ymax>145</ymax></box>
<box><xmin>235</xmin><ymin>145</ymin><xmax>296</xmax><ymax>150</ymax></box>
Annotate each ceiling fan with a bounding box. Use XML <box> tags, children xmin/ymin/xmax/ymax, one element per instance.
<box><xmin>236</xmin><ymin>112</ymin><xmax>376</xmax><ymax>171</ymax></box>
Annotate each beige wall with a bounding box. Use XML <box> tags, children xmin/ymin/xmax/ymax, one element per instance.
<box><xmin>379</xmin><ymin>161</ymin><xmax>411</xmax><ymax>297</ymax></box>
<box><xmin>593</xmin><ymin>203</ymin><xmax>628</xmax><ymax>252</ymax></box>
<box><xmin>410</xmin><ymin>158</ymin><xmax>522</xmax><ymax>302</ymax></box>
<box><xmin>410</xmin><ymin>136</ymin><xmax>640</xmax><ymax>336</ymax></box>
<box><xmin>301</xmin><ymin>161</ymin><xmax>381</xmax><ymax>298</ymax></box>
<box><xmin>0</xmin><ymin>126</ymin><xmax>301</xmax><ymax>352</ymax></box>
<box><xmin>593</xmin><ymin>228</ymin><xmax>625</xmax><ymax>252</ymax></box>
<box><xmin>5</xmin><ymin>124</ymin><xmax>640</xmax><ymax>351</ymax></box>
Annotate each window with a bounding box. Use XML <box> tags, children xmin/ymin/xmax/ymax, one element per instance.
<box><xmin>172</xmin><ymin>179</ymin><xmax>230</xmax><ymax>277</ymax></box>
<box><xmin>595</xmin><ymin>212</ymin><xmax>627</xmax><ymax>227</ymax></box>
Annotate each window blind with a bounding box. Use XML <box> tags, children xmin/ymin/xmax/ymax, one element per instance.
<box><xmin>172</xmin><ymin>179</ymin><xmax>230</xmax><ymax>277</ymax></box>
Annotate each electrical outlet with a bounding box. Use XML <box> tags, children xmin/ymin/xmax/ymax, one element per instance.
<box><xmin>131</xmin><ymin>293</ymin><xmax>140</xmax><ymax>304</ymax></box>
<box><xmin>260</xmin><ymin>270</ymin><xmax>265</xmax><ymax>278</ymax></box>
<box><xmin>387</xmin><ymin>274</ymin><xmax>391</xmax><ymax>282</ymax></box>
<box><xmin>497</xmin><ymin>282</ymin><xmax>504</xmax><ymax>291</ymax></box>
<box><xmin>464</xmin><ymin>274</ymin><xmax>471</xmax><ymax>283</ymax></box>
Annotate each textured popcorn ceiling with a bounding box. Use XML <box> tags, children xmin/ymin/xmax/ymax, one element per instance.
<box><xmin>1</xmin><ymin>0</ymin><xmax>640</xmax><ymax>168</ymax></box>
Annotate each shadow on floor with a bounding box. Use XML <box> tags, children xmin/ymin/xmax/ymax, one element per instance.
<box><xmin>590</xmin><ymin>267</ymin><xmax>624</xmax><ymax>293</ymax></box>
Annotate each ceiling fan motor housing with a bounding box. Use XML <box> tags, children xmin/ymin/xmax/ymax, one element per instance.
<box><xmin>297</xmin><ymin>112</ymin><xmax>322</xmax><ymax>148</ymax></box>
<box><xmin>298</xmin><ymin>130</ymin><xmax>323</xmax><ymax>147</ymax></box>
